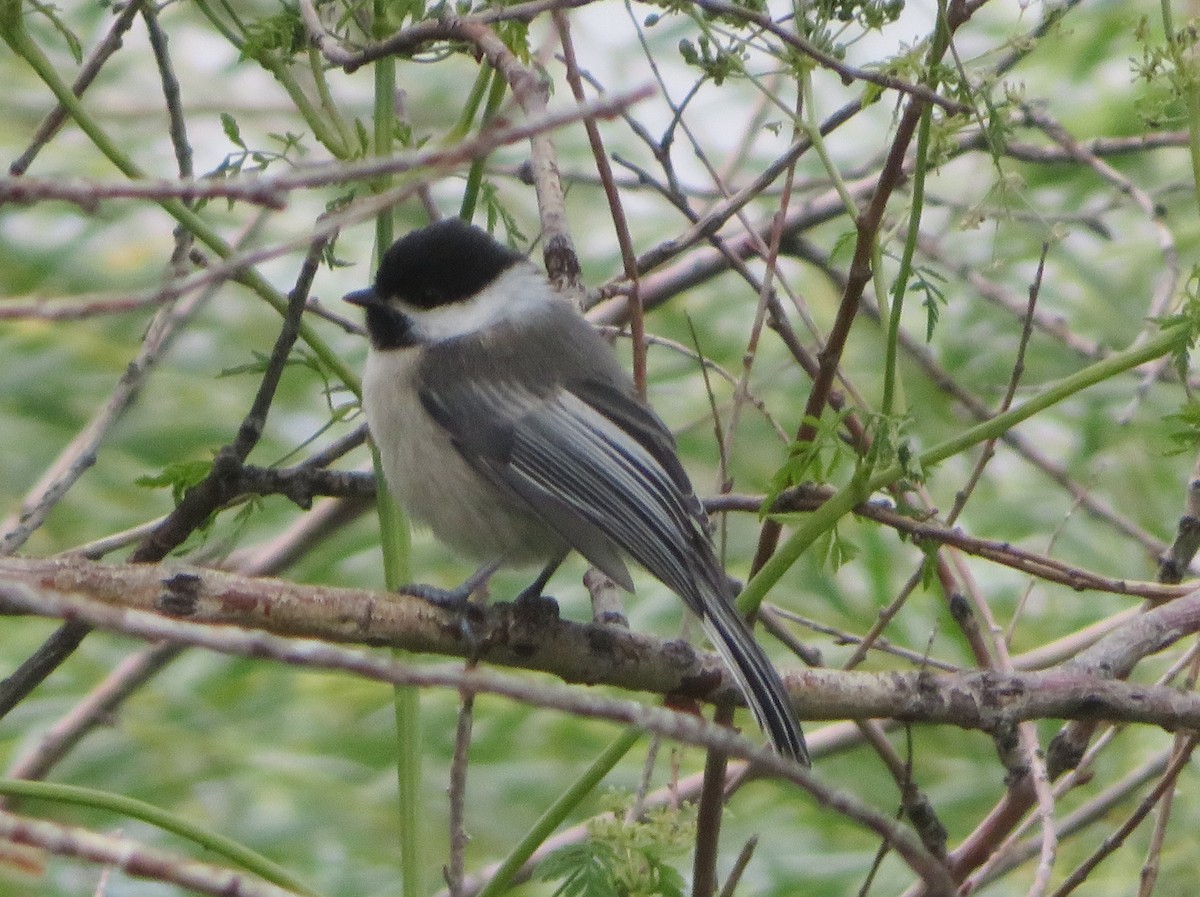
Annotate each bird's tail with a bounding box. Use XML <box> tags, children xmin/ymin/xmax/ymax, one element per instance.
<box><xmin>696</xmin><ymin>583</ymin><xmax>810</xmax><ymax>765</ymax></box>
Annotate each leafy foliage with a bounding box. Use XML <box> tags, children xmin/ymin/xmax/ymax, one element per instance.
<box><xmin>28</xmin><ymin>1</ymin><xmax>81</xmax><ymax>62</ymax></box>
<box><xmin>240</xmin><ymin>5</ymin><xmax>308</xmax><ymax>62</ymax></box>
<box><xmin>538</xmin><ymin>800</ymin><xmax>694</xmax><ymax>897</ymax></box>
<box><xmin>136</xmin><ymin>460</ymin><xmax>214</xmax><ymax>507</ymax></box>
<box><xmin>208</xmin><ymin>113</ymin><xmax>307</xmax><ymax>184</ymax></box>
<box><xmin>767</xmin><ymin>410</ymin><xmax>856</xmax><ymax>496</ymax></box>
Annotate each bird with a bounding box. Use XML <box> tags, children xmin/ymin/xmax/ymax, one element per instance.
<box><xmin>344</xmin><ymin>217</ymin><xmax>808</xmax><ymax>764</ymax></box>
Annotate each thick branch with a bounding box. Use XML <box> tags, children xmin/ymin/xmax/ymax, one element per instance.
<box><xmin>3</xmin><ymin>557</ymin><xmax>1200</xmax><ymax>734</ymax></box>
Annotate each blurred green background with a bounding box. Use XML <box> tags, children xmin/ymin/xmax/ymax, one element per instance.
<box><xmin>2</xmin><ymin>1</ymin><xmax>1199</xmax><ymax>896</ymax></box>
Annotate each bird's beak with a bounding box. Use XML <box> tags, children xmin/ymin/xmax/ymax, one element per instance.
<box><xmin>343</xmin><ymin>287</ymin><xmax>379</xmax><ymax>308</ymax></box>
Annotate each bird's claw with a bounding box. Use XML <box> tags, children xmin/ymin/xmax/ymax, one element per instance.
<box><xmin>401</xmin><ymin>581</ymin><xmax>476</xmax><ymax>612</ymax></box>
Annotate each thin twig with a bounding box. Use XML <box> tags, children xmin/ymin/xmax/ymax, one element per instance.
<box><xmin>446</xmin><ymin>687</ymin><xmax>475</xmax><ymax>897</ymax></box>
<box><xmin>128</xmin><ymin>234</ymin><xmax>325</xmax><ymax>562</ymax></box>
<box><xmin>555</xmin><ymin>10</ymin><xmax>646</xmax><ymax>389</ymax></box>
<box><xmin>7</xmin><ymin>1</ymin><xmax>145</xmax><ymax>177</ymax></box>
<box><xmin>3</xmin><ymin>644</ymin><xmax>182</xmax><ymax>783</ymax></box>
<box><xmin>0</xmin><ymin>810</ymin><xmax>300</xmax><ymax>897</ymax></box>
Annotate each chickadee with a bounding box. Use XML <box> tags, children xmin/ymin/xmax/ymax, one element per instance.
<box><xmin>345</xmin><ymin>218</ymin><xmax>808</xmax><ymax>764</ymax></box>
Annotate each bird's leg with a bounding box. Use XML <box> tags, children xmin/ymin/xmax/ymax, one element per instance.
<box><xmin>403</xmin><ymin>561</ymin><xmax>508</xmax><ymax>657</ymax></box>
<box><xmin>402</xmin><ymin>560</ymin><xmax>502</xmax><ymax>611</ymax></box>
<box><xmin>513</xmin><ymin>550</ymin><xmax>568</xmax><ymax>612</ymax></box>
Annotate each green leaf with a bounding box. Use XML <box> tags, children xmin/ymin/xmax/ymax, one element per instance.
<box><xmin>30</xmin><ymin>1</ymin><xmax>82</xmax><ymax>63</ymax></box>
<box><xmin>221</xmin><ymin>112</ymin><xmax>246</xmax><ymax>149</ymax></box>
<box><xmin>538</xmin><ymin>842</ymin><xmax>620</xmax><ymax>897</ymax></box>
<box><xmin>650</xmin><ymin>862</ymin><xmax>685</xmax><ymax>897</ymax></box>
<box><xmin>479</xmin><ymin>181</ymin><xmax>528</xmax><ymax>248</ymax></box>
<box><xmin>909</xmin><ymin>264</ymin><xmax>948</xmax><ymax>341</ymax></box>
<box><xmin>353</xmin><ymin>117</ymin><xmax>371</xmax><ymax>155</ymax></box>
<box><xmin>136</xmin><ymin>459</ymin><xmax>213</xmax><ymax>506</ymax></box>
<box><xmin>1163</xmin><ymin>399</ymin><xmax>1200</xmax><ymax>456</ymax></box>
<box><xmin>241</xmin><ymin>6</ymin><xmax>306</xmax><ymax>61</ymax></box>
<box><xmin>765</xmin><ymin>409</ymin><xmax>855</xmax><ymax>510</ymax></box>
<box><xmin>816</xmin><ymin>523</ymin><xmax>859</xmax><ymax>572</ymax></box>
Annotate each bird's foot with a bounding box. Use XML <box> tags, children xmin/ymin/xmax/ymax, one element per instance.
<box><xmin>400</xmin><ymin>559</ymin><xmax>501</xmax><ymax>611</ymax></box>
<box><xmin>401</xmin><ymin>581</ymin><xmax>478</xmax><ymax>612</ymax></box>
<box><xmin>511</xmin><ymin>588</ymin><xmax>560</xmax><ymax>623</ymax></box>
<box><xmin>400</xmin><ymin>573</ymin><xmax>495</xmax><ymax>655</ymax></box>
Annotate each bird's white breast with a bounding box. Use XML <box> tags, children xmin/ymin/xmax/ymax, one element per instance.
<box><xmin>361</xmin><ymin>346</ymin><xmax>558</xmax><ymax>565</ymax></box>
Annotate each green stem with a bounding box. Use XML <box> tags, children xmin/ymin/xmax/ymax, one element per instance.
<box><xmin>448</xmin><ymin>63</ymin><xmax>496</xmax><ymax>143</ymax></box>
<box><xmin>190</xmin><ymin>0</ymin><xmax>243</xmax><ymax>46</ymax></box>
<box><xmin>0</xmin><ymin>778</ymin><xmax>324</xmax><ymax>897</ymax></box>
<box><xmin>375</xmin><ymin>444</ymin><xmax>421</xmax><ymax>897</ymax></box>
<box><xmin>738</xmin><ymin>320</ymin><xmax>1191</xmax><ymax>614</ymax></box>
<box><xmin>461</xmin><ymin>67</ymin><xmax>508</xmax><ymax>223</ymax></box>
<box><xmin>308</xmin><ymin>44</ymin><xmax>356</xmax><ymax>157</ymax></box>
<box><xmin>475</xmin><ymin>729</ymin><xmax>642</xmax><ymax>897</ymax></box>
<box><xmin>393</xmin><ymin>663</ymin><xmax>424</xmax><ymax>897</ymax></box>
<box><xmin>261</xmin><ymin>53</ymin><xmax>351</xmax><ymax>158</ymax></box>
<box><xmin>1161</xmin><ymin>0</ymin><xmax>1200</xmax><ymax>214</ymax></box>
<box><xmin>367</xmin><ymin>26</ymin><xmax>423</xmax><ymax>897</ymax></box>
<box><xmin>880</xmin><ymin>143</ymin><xmax>924</xmax><ymax>409</ymax></box>
<box><xmin>799</xmin><ymin>72</ymin><xmax>858</xmax><ymax>221</ymax></box>
<box><xmin>883</xmin><ymin>0</ymin><xmax>948</xmax><ymax>415</ymax></box>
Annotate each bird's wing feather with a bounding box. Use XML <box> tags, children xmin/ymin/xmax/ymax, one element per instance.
<box><xmin>419</xmin><ymin>357</ymin><xmax>811</xmax><ymax>764</ymax></box>
<box><xmin>418</xmin><ymin>375</ymin><xmax>717</xmax><ymax>603</ymax></box>
<box><xmin>569</xmin><ymin>379</ymin><xmax>694</xmax><ymax>497</ymax></box>
<box><xmin>509</xmin><ymin>387</ymin><xmax>718</xmax><ymax>602</ymax></box>
<box><xmin>416</xmin><ymin>379</ymin><xmax>635</xmax><ymax>590</ymax></box>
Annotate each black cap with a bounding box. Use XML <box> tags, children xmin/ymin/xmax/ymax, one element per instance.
<box><xmin>373</xmin><ymin>218</ymin><xmax>524</xmax><ymax>309</ymax></box>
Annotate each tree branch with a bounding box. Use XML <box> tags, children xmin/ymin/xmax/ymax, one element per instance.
<box><xmin>3</xmin><ymin>556</ymin><xmax>1200</xmax><ymax>735</ymax></box>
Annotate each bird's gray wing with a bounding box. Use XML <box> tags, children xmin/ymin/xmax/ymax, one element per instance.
<box><xmin>420</xmin><ymin>373</ymin><xmax>810</xmax><ymax>764</ymax></box>
<box><xmin>418</xmin><ymin>376</ymin><xmax>718</xmax><ymax>603</ymax></box>
<box><xmin>569</xmin><ymin>380</ymin><xmax>693</xmax><ymax>496</ymax></box>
